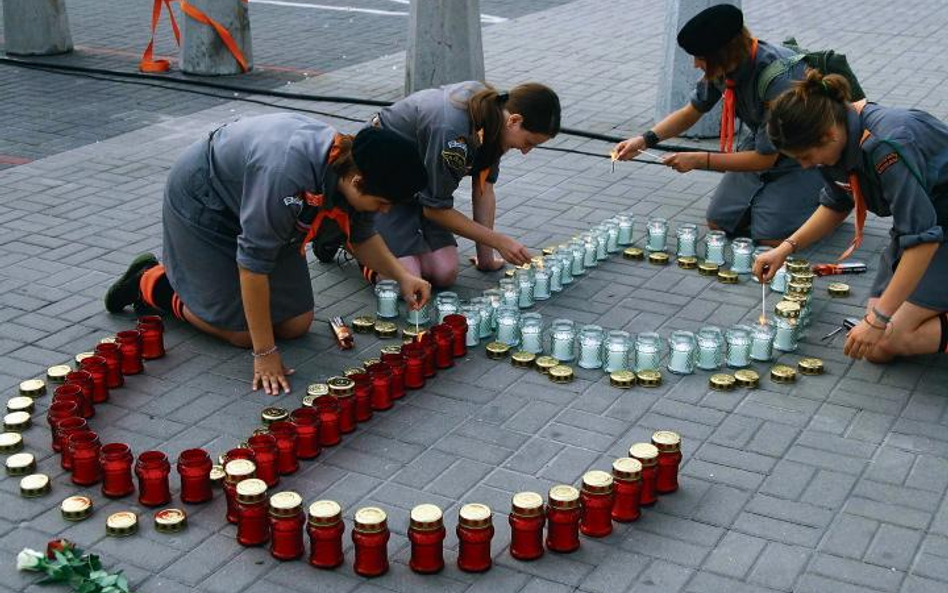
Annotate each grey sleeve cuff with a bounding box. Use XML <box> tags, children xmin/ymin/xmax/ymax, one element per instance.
<box><xmin>897</xmin><ymin>225</ymin><xmax>944</xmax><ymax>249</ymax></box>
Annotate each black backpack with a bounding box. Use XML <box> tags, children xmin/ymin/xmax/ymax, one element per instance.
<box><xmin>757</xmin><ymin>37</ymin><xmax>866</xmax><ymax>102</ymax></box>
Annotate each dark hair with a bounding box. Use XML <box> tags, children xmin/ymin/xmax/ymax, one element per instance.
<box><xmin>329</xmin><ymin>134</ymin><xmax>392</xmax><ymax>200</ymax></box>
<box><xmin>767</xmin><ymin>69</ymin><xmax>852</xmax><ymax>152</ymax></box>
<box><xmin>468</xmin><ymin>82</ymin><xmax>561</xmax><ymax>168</ymax></box>
<box><xmin>703</xmin><ymin>27</ymin><xmax>754</xmax><ymax>79</ymax></box>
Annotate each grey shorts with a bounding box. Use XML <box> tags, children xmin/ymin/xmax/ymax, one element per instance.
<box><xmin>871</xmin><ymin>235</ymin><xmax>948</xmax><ymax>312</ymax></box>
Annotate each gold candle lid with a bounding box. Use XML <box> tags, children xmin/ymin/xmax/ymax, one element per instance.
<box><xmin>19</xmin><ymin>379</ymin><xmax>46</xmax><ymax>398</ymax></box>
<box><xmin>269</xmin><ymin>491</ymin><xmax>303</xmax><ymax>516</ymax></box>
<box><xmin>154</xmin><ymin>508</ymin><xmax>188</xmax><ymax>533</ymax></box>
<box><xmin>4</xmin><ymin>411</ymin><xmax>31</xmax><ymax>432</ymax></box>
<box><xmin>20</xmin><ymin>473</ymin><xmax>51</xmax><ymax>498</ymax></box>
<box><xmin>535</xmin><ymin>356</ymin><xmax>559</xmax><ymax>374</ymax></box>
<box><xmin>328</xmin><ymin>376</ymin><xmax>355</xmax><ymax>397</ymax></box>
<box><xmin>698</xmin><ymin>261</ymin><xmax>720</xmax><ymax>276</ymax></box>
<box><xmin>209</xmin><ymin>465</ymin><xmax>226</xmax><ymax>486</ymax></box>
<box><xmin>717</xmin><ymin>269</ymin><xmax>740</xmax><ymax>284</ymax></box>
<box><xmin>0</xmin><ymin>431</ymin><xmax>24</xmax><ymax>453</ymax></box>
<box><xmin>798</xmin><ymin>357</ymin><xmax>825</xmax><ymax>375</ymax></box>
<box><xmin>402</xmin><ymin>327</ymin><xmax>424</xmax><ymax>340</ymax></box>
<box><xmin>511</xmin><ymin>351</ymin><xmax>536</xmax><ymax>368</ymax></box>
<box><xmin>354</xmin><ymin>506</ymin><xmax>388</xmax><ymax>533</ymax></box>
<box><xmin>548</xmin><ymin>484</ymin><xmax>580</xmax><ymax>509</ymax></box>
<box><xmin>106</xmin><ymin>511</ymin><xmax>139</xmax><ymax>537</ymax></box>
<box><xmin>99</xmin><ymin>336</ymin><xmax>117</xmax><ymax>344</ymax></box>
<box><xmin>612</xmin><ymin>457</ymin><xmax>643</xmax><ymax>480</ymax></box>
<box><xmin>770</xmin><ymin>364</ymin><xmax>797</xmax><ymax>383</ymax></box>
<box><xmin>786</xmin><ymin>258</ymin><xmax>810</xmax><ymax>273</ymax></box>
<box><xmin>504</xmin><ymin>268</ymin><xmax>517</xmax><ymax>278</ymax></box>
<box><xmin>677</xmin><ymin>256</ymin><xmax>698</xmax><ymax>269</ymax></box>
<box><xmin>46</xmin><ymin>365</ymin><xmax>71</xmax><ymax>385</ymax></box>
<box><xmin>301</xmin><ymin>395</ymin><xmax>317</xmax><ymax>408</ymax></box>
<box><xmin>308</xmin><ymin>500</ymin><xmax>343</xmax><ymax>526</ymax></box>
<box><xmin>775</xmin><ymin>300</ymin><xmax>801</xmax><ymax>319</ymax></box>
<box><xmin>6</xmin><ymin>452</ymin><xmax>36</xmax><ymax>476</ymax></box>
<box><xmin>623</xmin><ymin>247</ymin><xmax>644</xmax><ymax>260</ymax></box>
<box><xmin>343</xmin><ymin>367</ymin><xmax>365</xmax><ymax>377</ymax></box>
<box><xmin>610</xmin><ymin>370</ymin><xmax>636</xmax><ymax>389</ymax></box>
<box><xmin>486</xmin><ymin>342</ymin><xmax>511</xmax><ymax>360</ymax></box>
<box><xmin>734</xmin><ymin>369</ymin><xmax>760</xmax><ymax>388</ymax></box>
<box><xmin>549</xmin><ymin>365</ymin><xmax>574</xmax><ymax>384</ymax></box>
<box><xmin>709</xmin><ymin>373</ymin><xmax>736</xmax><ymax>391</ymax></box>
<box><xmin>74</xmin><ymin>352</ymin><xmax>95</xmax><ymax>366</ymax></box>
<box><xmin>542</xmin><ymin>246</ymin><xmax>557</xmax><ymax>256</ymax></box>
<box><xmin>7</xmin><ymin>396</ymin><xmax>34</xmax><ymax>414</ymax></box>
<box><xmin>458</xmin><ymin>503</ymin><xmax>492</xmax><ymax>529</ymax></box>
<box><xmin>235</xmin><ymin>478</ymin><xmax>268</xmax><ymax>504</ymax></box>
<box><xmin>362</xmin><ymin>357</ymin><xmax>382</xmax><ymax>368</ymax></box>
<box><xmin>581</xmin><ymin>470</ymin><xmax>614</xmax><ymax>494</ymax></box>
<box><xmin>787</xmin><ymin>281</ymin><xmax>812</xmax><ymax>295</ymax></box>
<box><xmin>224</xmin><ymin>459</ymin><xmax>256</xmax><ymax>482</ymax></box>
<box><xmin>652</xmin><ymin>430</ymin><xmax>682</xmax><ymax>453</ymax></box>
<box><xmin>261</xmin><ymin>407</ymin><xmax>289</xmax><ymax>425</ymax></box>
<box><xmin>352</xmin><ymin>316</ymin><xmax>376</xmax><ymax>333</ymax></box>
<box><xmin>61</xmin><ymin>495</ymin><xmax>94</xmax><ymax>521</ymax></box>
<box><xmin>374</xmin><ymin>321</ymin><xmax>398</xmax><ymax>339</ymax></box>
<box><xmin>628</xmin><ymin>443</ymin><xmax>659</xmax><ymax>466</ymax></box>
<box><xmin>410</xmin><ymin>503</ymin><xmax>444</xmax><ymax>531</ymax></box>
<box><xmin>791</xmin><ymin>270</ymin><xmax>817</xmax><ymax>283</ymax></box>
<box><xmin>828</xmin><ymin>282</ymin><xmax>850</xmax><ymax>298</ymax></box>
<box><xmin>635</xmin><ymin>370</ymin><xmax>662</xmax><ymax>387</ymax></box>
<box><xmin>510</xmin><ymin>492</ymin><xmax>544</xmax><ymax>518</ymax></box>
<box><xmin>380</xmin><ymin>345</ymin><xmax>403</xmax><ymax>356</ymax></box>
<box><xmin>648</xmin><ymin>252</ymin><xmax>670</xmax><ymax>266</ymax></box>
<box><xmin>307</xmin><ymin>383</ymin><xmax>330</xmax><ymax>398</ymax></box>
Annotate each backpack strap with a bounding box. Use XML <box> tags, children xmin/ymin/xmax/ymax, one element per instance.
<box><xmin>853</xmin><ymin>100</ymin><xmax>926</xmax><ymax>188</ymax></box>
<box><xmin>757</xmin><ymin>54</ymin><xmax>806</xmax><ymax>100</ymax></box>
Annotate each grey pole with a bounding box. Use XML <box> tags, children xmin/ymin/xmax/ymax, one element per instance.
<box><xmin>656</xmin><ymin>0</ymin><xmax>741</xmax><ymax>138</ymax></box>
<box><xmin>2</xmin><ymin>0</ymin><xmax>73</xmax><ymax>56</ymax></box>
<box><xmin>405</xmin><ymin>0</ymin><xmax>485</xmax><ymax>94</ymax></box>
<box><xmin>181</xmin><ymin>0</ymin><xmax>253</xmax><ymax>76</ymax></box>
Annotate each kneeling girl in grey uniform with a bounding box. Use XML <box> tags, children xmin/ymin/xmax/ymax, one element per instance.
<box><xmin>613</xmin><ymin>5</ymin><xmax>824</xmax><ymax>244</ymax></box>
<box><xmin>104</xmin><ymin>114</ymin><xmax>432</xmax><ymax>394</ymax></box>
<box><xmin>370</xmin><ymin>81</ymin><xmax>561</xmax><ymax>286</ymax></box>
<box><xmin>755</xmin><ymin>71</ymin><xmax>948</xmax><ymax>362</ymax></box>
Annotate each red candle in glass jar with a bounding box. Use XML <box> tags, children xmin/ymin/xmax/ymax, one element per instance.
<box><xmin>57</xmin><ymin>418</ymin><xmax>88</xmax><ymax>470</ymax></box>
<box><xmin>307</xmin><ymin>500</ymin><xmax>345</xmax><ymax>569</ymax></box>
<box><xmin>224</xmin><ymin>459</ymin><xmax>257</xmax><ymax>524</ymax></box>
<box><xmin>368</xmin><ymin>366</ymin><xmax>393</xmax><ymax>411</ymax></box>
<box><xmin>64</xmin><ymin>371</ymin><xmax>95</xmax><ymax>419</ymax></box>
<box><xmin>269</xmin><ymin>491</ymin><xmax>305</xmax><ymax>560</ymax></box>
<box><xmin>443</xmin><ymin>313</ymin><xmax>469</xmax><ymax>357</ymax></box>
<box><xmin>579</xmin><ymin>470</ymin><xmax>615</xmax><ymax>538</ymax></box>
<box><xmin>401</xmin><ymin>344</ymin><xmax>426</xmax><ymax>390</ymax></box>
<box><xmin>289</xmin><ymin>407</ymin><xmax>322</xmax><ymax>458</ymax></box>
<box><xmin>115</xmin><ymin>330</ymin><xmax>144</xmax><ymax>375</ymax></box>
<box><xmin>352</xmin><ymin>507</ymin><xmax>390</xmax><ymax>578</ymax></box>
<box><xmin>94</xmin><ymin>342</ymin><xmax>124</xmax><ymax>389</ymax></box>
<box><xmin>457</xmin><ymin>503</ymin><xmax>494</xmax><ymax>573</ymax></box>
<box><xmin>546</xmin><ymin>485</ymin><xmax>581</xmax><ymax>553</ymax></box>
<box><xmin>177</xmin><ymin>448</ymin><xmax>213</xmax><ymax>504</ymax></box>
<box><xmin>137</xmin><ymin>315</ymin><xmax>165</xmax><ymax>360</ymax></box>
<box><xmin>47</xmin><ymin>400</ymin><xmax>79</xmax><ymax>453</ymax></box>
<box><xmin>509</xmin><ymin>491</ymin><xmax>545</xmax><ymax>561</ymax></box>
<box><xmin>420</xmin><ymin>333</ymin><xmax>437</xmax><ymax>378</ymax></box>
<box><xmin>247</xmin><ymin>434</ymin><xmax>280</xmax><ymax>488</ymax></box>
<box><xmin>268</xmin><ymin>421</ymin><xmax>299</xmax><ymax>475</ymax></box>
<box><xmin>135</xmin><ymin>450</ymin><xmax>171</xmax><ymax>507</ymax></box>
<box><xmin>312</xmin><ymin>396</ymin><xmax>341</xmax><ymax>447</ymax></box>
<box><xmin>611</xmin><ymin>457</ymin><xmax>643</xmax><ymax>522</ymax></box>
<box><xmin>432</xmin><ymin>325</ymin><xmax>455</xmax><ymax>369</ymax></box>
<box><xmin>328</xmin><ymin>377</ymin><xmax>357</xmax><ymax>432</ymax></box>
<box><xmin>79</xmin><ymin>355</ymin><xmax>110</xmax><ymax>404</ymax></box>
<box><xmin>223</xmin><ymin>447</ymin><xmax>255</xmax><ymax>465</ymax></box>
<box><xmin>100</xmin><ymin>443</ymin><xmax>135</xmax><ymax>498</ymax></box>
<box><xmin>629</xmin><ymin>443</ymin><xmax>659</xmax><ymax>506</ymax></box>
<box><xmin>408</xmin><ymin>504</ymin><xmax>445</xmax><ymax>574</ymax></box>
<box><xmin>68</xmin><ymin>430</ymin><xmax>102</xmax><ymax>486</ymax></box>
<box><xmin>382</xmin><ymin>357</ymin><xmax>406</xmax><ymax>400</ymax></box>
<box><xmin>236</xmin><ymin>478</ymin><xmax>270</xmax><ymax>546</ymax></box>
<box><xmin>652</xmin><ymin>430</ymin><xmax>682</xmax><ymax>494</ymax></box>
<box><xmin>52</xmin><ymin>383</ymin><xmax>83</xmax><ymax>408</ymax></box>
<box><xmin>350</xmin><ymin>373</ymin><xmax>374</xmax><ymax>422</ymax></box>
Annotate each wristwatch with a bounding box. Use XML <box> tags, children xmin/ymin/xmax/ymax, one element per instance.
<box><xmin>643</xmin><ymin>130</ymin><xmax>660</xmax><ymax>148</ymax></box>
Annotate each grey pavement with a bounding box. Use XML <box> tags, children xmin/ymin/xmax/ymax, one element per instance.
<box><xmin>2</xmin><ymin>1</ymin><xmax>948</xmax><ymax>593</ymax></box>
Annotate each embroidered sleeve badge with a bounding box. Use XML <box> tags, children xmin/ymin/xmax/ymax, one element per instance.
<box><xmin>441</xmin><ymin>137</ymin><xmax>469</xmax><ymax>174</ymax></box>
<box><xmin>876</xmin><ymin>152</ymin><xmax>899</xmax><ymax>175</ymax></box>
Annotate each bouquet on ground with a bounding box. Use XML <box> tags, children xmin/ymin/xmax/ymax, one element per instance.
<box><xmin>17</xmin><ymin>539</ymin><xmax>129</xmax><ymax>593</ymax></box>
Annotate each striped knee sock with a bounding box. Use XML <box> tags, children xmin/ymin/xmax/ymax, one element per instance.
<box><xmin>140</xmin><ymin>265</ymin><xmax>186</xmax><ymax>321</ymax></box>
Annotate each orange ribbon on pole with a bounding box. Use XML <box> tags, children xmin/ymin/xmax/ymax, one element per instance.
<box><xmin>139</xmin><ymin>0</ymin><xmax>250</xmax><ymax>74</ymax></box>
<box><xmin>140</xmin><ymin>0</ymin><xmax>181</xmax><ymax>73</ymax></box>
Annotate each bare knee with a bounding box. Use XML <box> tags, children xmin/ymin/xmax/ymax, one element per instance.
<box><xmin>427</xmin><ymin>267</ymin><xmax>458</xmax><ymax>288</ymax></box>
<box><xmin>274</xmin><ymin>311</ymin><xmax>314</xmax><ymax>340</ymax></box>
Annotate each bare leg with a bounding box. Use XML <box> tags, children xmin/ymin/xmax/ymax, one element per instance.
<box><xmin>182</xmin><ymin>306</ymin><xmax>313</xmax><ymax>348</ymax></box>
<box><xmin>418</xmin><ymin>245</ymin><xmax>459</xmax><ymax>288</ymax></box>
<box><xmin>865</xmin><ymin>300</ymin><xmax>944</xmax><ymax>363</ymax></box>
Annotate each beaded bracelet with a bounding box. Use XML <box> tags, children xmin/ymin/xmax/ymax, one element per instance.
<box><xmin>252</xmin><ymin>345</ymin><xmax>279</xmax><ymax>358</ymax></box>
<box><xmin>863</xmin><ymin>315</ymin><xmax>887</xmax><ymax>330</ymax></box>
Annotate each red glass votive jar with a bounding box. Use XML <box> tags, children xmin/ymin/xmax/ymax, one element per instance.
<box><xmin>289</xmin><ymin>407</ymin><xmax>322</xmax><ymax>458</ymax></box>
<box><xmin>69</xmin><ymin>430</ymin><xmax>102</xmax><ymax>486</ymax></box>
<box><xmin>115</xmin><ymin>330</ymin><xmax>144</xmax><ymax>375</ymax></box>
<box><xmin>52</xmin><ymin>383</ymin><xmax>83</xmax><ymax>407</ymax></box>
<box><xmin>352</xmin><ymin>507</ymin><xmax>390</xmax><ymax>578</ymax></box>
<box><xmin>79</xmin><ymin>355</ymin><xmax>110</xmax><ymax>404</ymax></box>
<box><xmin>381</xmin><ymin>356</ymin><xmax>406</xmax><ymax>400</ymax></box>
<box><xmin>247</xmin><ymin>434</ymin><xmax>280</xmax><ymax>488</ymax></box>
<box><xmin>135</xmin><ymin>450</ymin><xmax>171</xmax><ymax>507</ymax></box>
<box><xmin>328</xmin><ymin>377</ymin><xmax>357</xmax><ymax>432</ymax></box>
<box><xmin>100</xmin><ymin>443</ymin><xmax>135</xmax><ymax>498</ymax></box>
<box><xmin>432</xmin><ymin>324</ymin><xmax>455</xmax><ymax>369</ymax></box>
<box><xmin>312</xmin><ymin>396</ymin><xmax>341</xmax><ymax>447</ymax></box>
<box><xmin>368</xmin><ymin>366</ymin><xmax>393</xmax><ymax>411</ymax></box>
<box><xmin>269</xmin><ymin>491</ymin><xmax>305</xmax><ymax>560</ymax></box>
<box><xmin>443</xmin><ymin>313</ymin><xmax>469</xmax><ymax>357</ymax></box>
<box><xmin>350</xmin><ymin>373</ymin><xmax>374</xmax><ymax>422</ymax></box>
<box><xmin>137</xmin><ymin>315</ymin><xmax>165</xmax><ymax>360</ymax></box>
<box><xmin>629</xmin><ymin>443</ymin><xmax>659</xmax><ymax>506</ymax></box>
<box><xmin>64</xmin><ymin>371</ymin><xmax>95</xmax><ymax>419</ymax></box>
<box><xmin>47</xmin><ymin>400</ymin><xmax>79</xmax><ymax>453</ymax></box>
<box><xmin>457</xmin><ymin>503</ymin><xmax>494</xmax><ymax>573</ymax></box>
<box><xmin>546</xmin><ymin>485</ymin><xmax>581</xmax><ymax>553</ymax></box>
<box><xmin>402</xmin><ymin>344</ymin><xmax>426</xmax><ymax>390</ymax></box>
<box><xmin>236</xmin><ymin>478</ymin><xmax>270</xmax><ymax>546</ymax></box>
<box><xmin>268</xmin><ymin>421</ymin><xmax>299</xmax><ymax>475</ymax></box>
<box><xmin>222</xmin><ymin>447</ymin><xmax>255</xmax><ymax>465</ymax></box>
<box><xmin>420</xmin><ymin>333</ymin><xmax>437</xmax><ymax>378</ymax></box>
<box><xmin>177</xmin><ymin>448</ymin><xmax>213</xmax><ymax>504</ymax></box>
<box><xmin>94</xmin><ymin>342</ymin><xmax>124</xmax><ymax>389</ymax></box>
<box><xmin>652</xmin><ymin>430</ymin><xmax>683</xmax><ymax>494</ymax></box>
<box><xmin>611</xmin><ymin>457</ymin><xmax>643</xmax><ymax>523</ymax></box>
<box><xmin>580</xmin><ymin>470</ymin><xmax>615</xmax><ymax>538</ymax></box>
<box><xmin>224</xmin><ymin>459</ymin><xmax>257</xmax><ymax>524</ymax></box>
<box><xmin>307</xmin><ymin>500</ymin><xmax>345</xmax><ymax>569</ymax></box>
<box><xmin>408</xmin><ymin>504</ymin><xmax>445</xmax><ymax>574</ymax></box>
<box><xmin>509</xmin><ymin>491</ymin><xmax>545</xmax><ymax>561</ymax></box>
<box><xmin>57</xmin><ymin>418</ymin><xmax>88</xmax><ymax>470</ymax></box>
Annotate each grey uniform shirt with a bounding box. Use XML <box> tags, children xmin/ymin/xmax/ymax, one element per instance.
<box><xmin>205</xmin><ymin>113</ymin><xmax>376</xmax><ymax>275</ymax></box>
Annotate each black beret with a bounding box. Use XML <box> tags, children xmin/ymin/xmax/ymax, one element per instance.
<box><xmin>677</xmin><ymin>4</ymin><xmax>744</xmax><ymax>57</ymax></box>
<box><xmin>352</xmin><ymin>127</ymin><xmax>428</xmax><ymax>203</ymax></box>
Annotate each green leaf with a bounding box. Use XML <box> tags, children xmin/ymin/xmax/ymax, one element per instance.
<box><xmin>116</xmin><ymin>573</ymin><xmax>129</xmax><ymax>593</ymax></box>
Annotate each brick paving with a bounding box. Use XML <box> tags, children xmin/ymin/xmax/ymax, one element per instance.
<box><xmin>2</xmin><ymin>1</ymin><xmax>948</xmax><ymax>593</ymax></box>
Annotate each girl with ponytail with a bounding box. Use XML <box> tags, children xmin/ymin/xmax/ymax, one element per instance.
<box><xmin>756</xmin><ymin>70</ymin><xmax>948</xmax><ymax>362</ymax></box>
